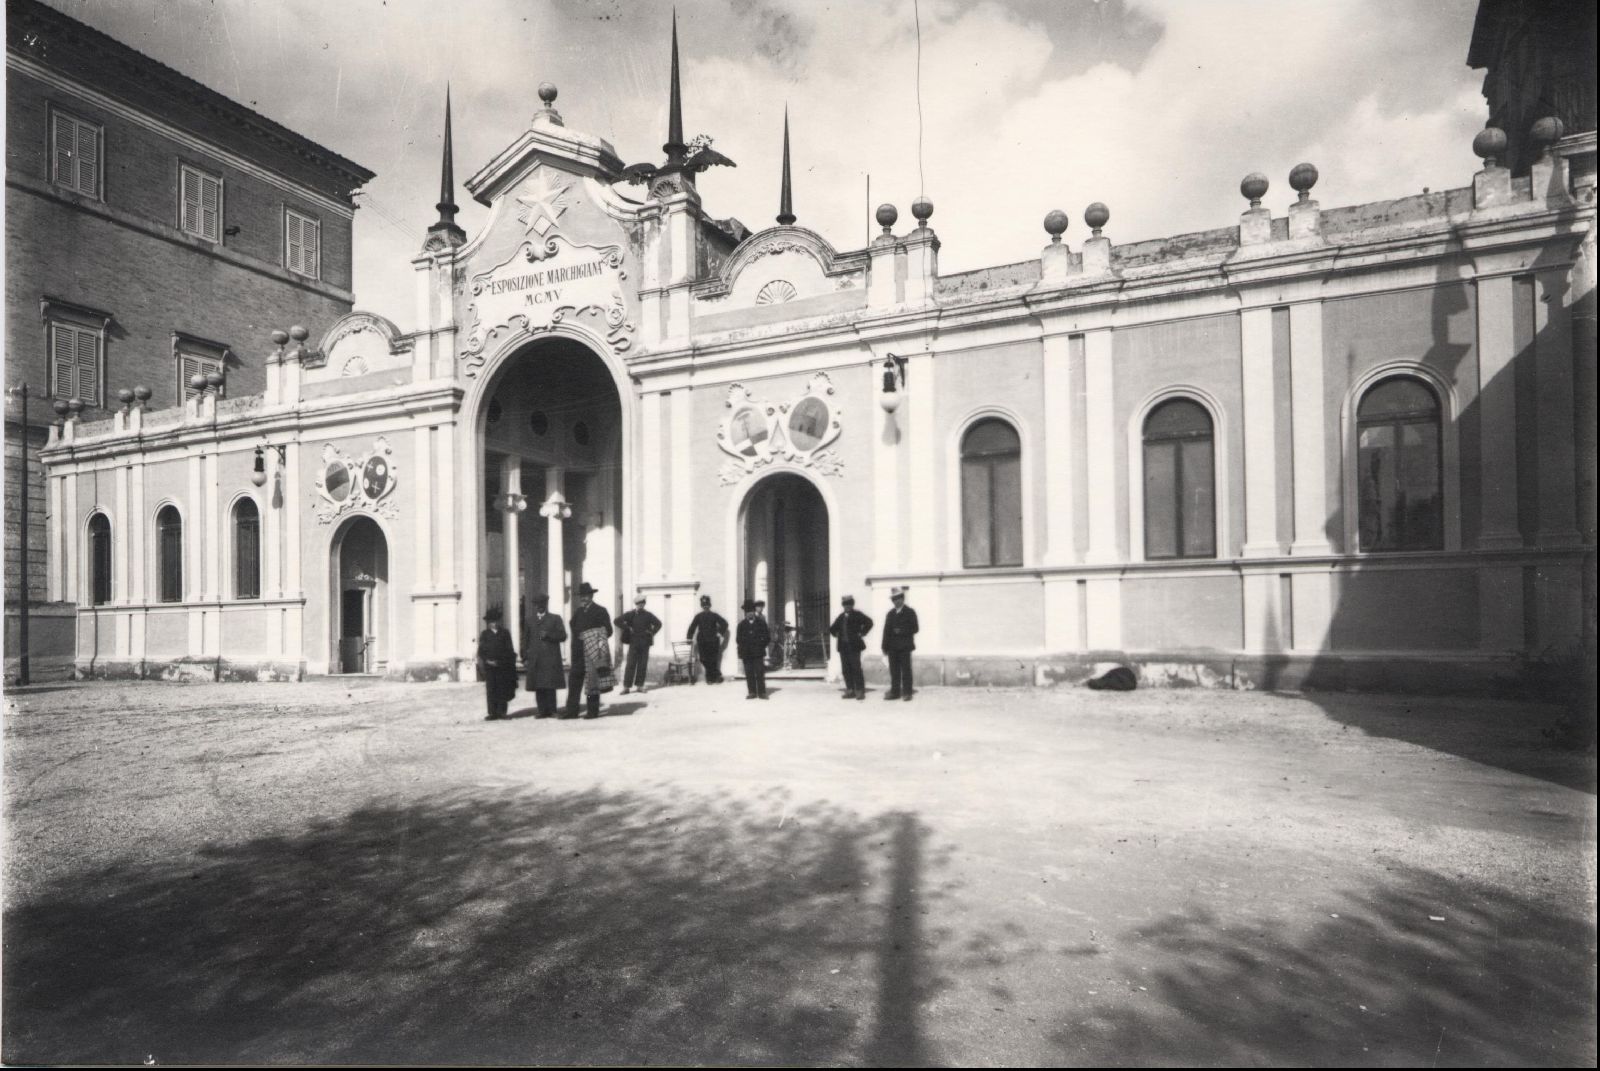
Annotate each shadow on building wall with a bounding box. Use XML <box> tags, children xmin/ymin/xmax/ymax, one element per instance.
<box><xmin>1</xmin><ymin>787</ymin><xmax>942</xmax><ymax>1067</ymax></box>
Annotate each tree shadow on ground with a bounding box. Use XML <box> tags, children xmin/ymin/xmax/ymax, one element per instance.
<box><xmin>1051</xmin><ymin>864</ymin><xmax>1596</xmax><ymax>1066</ymax></box>
<box><xmin>3</xmin><ymin>788</ymin><xmax>943</xmax><ymax>1066</ymax></box>
<box><xmin>1293</xmin><ymin>691</ymin><xmax>1596</xmax><ymax>794</ymax></box>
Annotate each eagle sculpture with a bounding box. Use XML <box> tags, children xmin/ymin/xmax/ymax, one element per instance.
<box><xmin>621</xmin><ymin>134</ymin><xmax>737</xmax><ymax>186</ymax></box>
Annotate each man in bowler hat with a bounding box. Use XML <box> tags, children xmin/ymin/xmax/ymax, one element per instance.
<box><xmin>687</xmin><ymin>594</ymin><xmax>729</xmax><ymax>683</ymax></box>
<box><xmin>736</xmin><ymin>599</ymin><xmax>771</xmax><ymax>700</ymax></box>
<box><xmin>477</xmin><ymin>607</ymin><xmax>518</xmax><ymax>720</ymax></box>
<box><xmin>523</xmin><ymin>593</ymin><xmax>566</xmax><ymax>716</ymax></box>
<box><xmin>617</xmin><ymin>593</ymin><xmax>662</xmax><ymax>694</ymax></box>
<box><xmin>564</xmin><ymin>582</ymin><xmax>613</xmax><ymax>719</ymax></box>
<box><xmin>882</xmin><ymin>586</ymin><xmax>919</xmax><ymax>701</ymax></box>
<box><xmin>829</xmin><ymin>595</ymin><xmax>873</xmax><ymax>700</ymax></box>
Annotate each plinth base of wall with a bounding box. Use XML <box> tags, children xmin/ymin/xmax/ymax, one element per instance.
<box><xmin>74</xmin><ymin>658</ymin><xmax>307</xmax><ymax>682</ymax></box>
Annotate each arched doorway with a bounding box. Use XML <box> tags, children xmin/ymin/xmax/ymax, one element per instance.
<box><xmin>478</xmin><ymin>337</ymin><xmax>624</xmax><ymax>647</ymax></box>
<box><xmin>741</xmin><ymin>473</ymin><xmax>830</xmax><ymax>671</ymax></box>
<box><xmin>331</xmin><ymin>515</ymin><xmax>388</xmax><ymax>674</ymax></box>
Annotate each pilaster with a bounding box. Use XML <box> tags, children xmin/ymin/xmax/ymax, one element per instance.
<box><xmin>1288</xmin><ymin>301</ymin><xmax>1332</xmax><ymax>555</ymax></box>
<box><xmin>1474</xmin><ymin>274</ymin><xmax>1522</xmax><ymax>549</ymax></box>
<box><xmin>1240</xmin><ymin>306</ymin><xmax>1282</xmax><ymax>556</ymax></box>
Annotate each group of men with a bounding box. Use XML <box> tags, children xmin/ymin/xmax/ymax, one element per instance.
<box><xmin>476</xmin><ymin>585</ymin><xmax>921</xmax><ymax>718</ymax></box>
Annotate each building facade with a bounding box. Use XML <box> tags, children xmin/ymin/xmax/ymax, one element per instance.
<box><xmin>37</xmin><ymin>25</ymin><xmax>1598</xmax><ymax>693</ymax></box>
<box><xmin>4</xmin><ymin>0</ymin><xmax>372</xmax><ymax>680</ymax></box>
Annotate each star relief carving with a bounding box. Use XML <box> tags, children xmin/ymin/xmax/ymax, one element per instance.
<box><xmin>515</xmin><ymin>169</ymin><xmax>572</xmax><ymax>240</ymax></box>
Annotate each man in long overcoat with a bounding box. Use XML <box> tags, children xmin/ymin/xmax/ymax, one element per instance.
<box><xmin>477</xmin><ymin>607</ymin><xmax>518</xmax><ymax>721</ymax></box>
<box><xmin>736</xmin><ymin>599</ymin><xmax>771</xmax><ymax>700</ymax></box>
<box><xmin>564</xmin><ymin>582</ymin><xmax>614</xmax><ymax>719</ymax></box>
<box><xmin>882</xmin><ymin>586</ymin><xmax>919</xmax><ymax>701</ymax></box>
<box><xmin>829</xmin><ymin>594</ymin><xmax>873</xmax><ymax>701</ymax></box>
<box><xmin>616</xmin><ymin>594</ymin><xmax>662</xmax><ymax>694</ymax></box>
<box><xmin>686</xmin><ymin>594</ymin><xmax>729</xmax><ymax>683</ymax></box>
<box><xmin>522</xmin><ymin>593</ymin><xmax>566</xmax><ymax>717</ymax></box>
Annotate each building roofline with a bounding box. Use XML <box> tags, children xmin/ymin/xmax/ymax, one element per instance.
<box><xmin>7</xmin><ymin>0</ymin><xmax>374</xmax><ymax>190</ymax></box>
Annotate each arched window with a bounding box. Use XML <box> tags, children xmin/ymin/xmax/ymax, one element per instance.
<box><xmin>1357</xmin><ymin>376</ymin><xmax>1442</xmax><ymax>552</ymax></box>
<box><xmin>961</xmin><ymin>418</ymin><xmax>1023</xmax><ymax>567</ymax></box>
<box><xmin>1143</xmin><ymin>398</ymin><xmax>1216</xmax><ymax>560</ymax></box>
<box><xmin>233</xmin><ymin>498</ymin><xmax>261</xmax><ymax>599</ymax></box>
<box><xmin>88</xmin><ymin>512</ymin><xmax>112</xmax><ymax>606</ymax></box>
<box><xmin>156</xmin><ymin>505</ymin><xmax>183</xmax><ymax>603</ymax></box>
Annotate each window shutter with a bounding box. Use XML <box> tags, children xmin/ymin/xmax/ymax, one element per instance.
<box><xmin>181</xmin><ymin>168</ymin><xmax>201</xmax><ymax>234</ymax></box>
<box><xmin>302</xmin><ymin>220</ymin><xmax>319</xmax><ymax>278</ymax></box>
<box><xmin>52</xmin><ymin>114</ymin><xmax>76</xmax><ymax>188</ymax></box>
<box><xmin>50</xmin><ymin>324</ymin><xmax>76</xmax><ymax>398</ymax></box>
<box><xmin>73</xmin><ymin>326</ymin><xmax>99</xmax><ymax>405</ymax></box>
<box><xmin>200</xmin><ymin>174</ymin><xmax>219</xmax><ymax>239</ymax></box>
<box><xmin>74</xmin><ymin>119</ymin><xmax>98</xmax><ymax>196</ymax></box>
<box><xmin>285</xmin><ymin>212</ymin><xmax>303</xmax><ymax>273</ymax></box>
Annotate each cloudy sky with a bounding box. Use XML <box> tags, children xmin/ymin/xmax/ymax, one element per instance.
<box><xmin>50</xmin><ymin>0</ymin><xmax>1487</xmax><ymax>330</ymax></box>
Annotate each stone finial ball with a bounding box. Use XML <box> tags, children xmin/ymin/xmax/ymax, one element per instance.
<box><xmin>67</xmin><ymin>397</ymin><xmax>83</xmax><ymax>412</ymax></box>
<box><xmin>1084</xmin><ymin>202</ymin><xmax>1110</xmax><ymax>231</ymax></box>
<box><xmin>876</xmin><ymin>203</ymin><xmax>899</xmax><ymax>229</ymax></box>
<box><xmin>288</xmin><ymin>325</ymin><xmax>309</xmax><ymax>342</ymax></box>
<box><xmin>205</xmin><ymin>371</ymin><xmax>225</xmax><ymax>388</ymax></box>
<box><xmin>270</xmin><ymin>329</ymin><xmax>289</xmax><ymax>346</ymax></box>
<box><xmin>538</xmin><ymin>82</ymin><xmax>558</xmax><ymax>105</ymax></box>
<box><xmin>133</xmin><ymin>385</ymin><xmax>152</xmax><ymax>401</ymax></box>
<box><xmin>1530</xmin><ymin>115</ymin><xmax>1565</xmax><ymax>147</ymax></box>
<box><xmin>911</xmin><ymin>195</ymin><xmax>934</xmax><ymax>223</ymax></box>
<box><xmin>117</xmin><ymin>388</ymin><xmax>134</xmax><ymax>404</ymax></box>
<box><xmin>52</xmin><ymin>399</ymin><xmax>70</xmax><ymax>416</ymax></box>
<box><xmin>1472</xmin><ymin>127</ymin><xmax>1508</xmax><ymax>161</ymax></box>
<box><xmin>1043</xmin><ymin>209</ymin><xmax>1069</xmax><ymax>237</ymax></box>
<box><xmin>1240</xmin><ymin>173</ymin><xmax>1269</xmax><ymax>204</ymax></box>
<box><xmin>189</xmin><ymin>373</ymin><xmax>208</xmax><ymax>391</ymax></box>
<box><xmin>1289</xmin><ymin>162</ymin><xmax>1319</xmax><ymax>194</ymax></box>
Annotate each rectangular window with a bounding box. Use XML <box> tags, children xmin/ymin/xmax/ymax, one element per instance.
<box><xmin>51</xmin><ymin>108</ymin><xmax>101</xmax><ymax>198</ymax></box>
<box><xmin>49</xmin><ymin>320</ymin><xmax>101</xmax><ymax>406</ymax></box>
<box><xmin>1144</xmin><ymin>441</ymin><xmax>1180</xmax><ymax>560</ymax></box>
<box><xmin>178</xmin><ymin>351</ymin><xmax>224</xmax><ymax>400</ymax></box>
<box><xmin>284</xmin><ymin>208</ymin><xmax>320</xmax><ymax>279</ymax></box>
<box><xmin>180</xmin><ymin>164</ymin><xmax>222</xmax><ymax>242</ymax></box>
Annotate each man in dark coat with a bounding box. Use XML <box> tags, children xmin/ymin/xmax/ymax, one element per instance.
<box><xmin>882</xmin><ymin>586</ymin><xmax>919</xmax><ymax>701</ymax></box>
<box><xmin>829</xmin><ymin>594</ymin><xmax>874</xmax><ymax>701</ymax></box>
<box><xmin>686</xmin><ymin>594</ymin><xmax>729</xmax><ymax>683</ymax></box>
<box><xmin>564</xmin><ymin>582</ymin><xmax>614</xmax><ymax>719</ymax></box>
<box><xmin>616</xmin><ymin>593</ymin><xmax>662</xmax><ymax>695</ymax></box>
<box><xmin>736</xmin><ymin>599</ymin><xmax>771</xmax><ymax>700</ymax></box>
<box><xmin>522</xmin><ymin>593</ymin><xmax>566</xmax><ymax>717</ymax></box>
<box><xmin>477</xmin><ymin>607</ymin><xmax>518</xmax><ymax>721</ymax></box>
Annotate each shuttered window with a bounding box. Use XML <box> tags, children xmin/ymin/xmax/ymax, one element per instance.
<box><xmin>180</xmin><ymin>165</ymin><xmax>222</xmax><ymax>241</ymax></box>
<box><xmin>178</xmin><ymin>351</ymin><xmax>224</xmax><ymax>400</ymax></box>
<box><xmin>233</xmin><ymin>498</ymin><xmax>261</xmax><ymax>600</ymax></box>
<box><xmin>961</xmin><ymin>419</ymin><xmax>1024</xmax><ymax>567</ymax></box>
<box><xmin>1143</xmin><ymin>399</ymin><xmax>1216</xmax><ymax>560</ymax></box>
<box><xmin>156</xmin><ymin>506</ymin><xmax>184</xmax><ymax>603</ymax></box>
<box><xmin>284</xmin><ymin>208</ymin><xmax>320</xmax><ymax>279</ymax></box>
<box><xmin>49</xmin><ymin>321</ymin><xmax>101</xmax><ymax>406</ymax></box>
<box><xmin>51</xmin><ymin>109</ymin><xmax>101</xmax><ymax>198</ymax></box>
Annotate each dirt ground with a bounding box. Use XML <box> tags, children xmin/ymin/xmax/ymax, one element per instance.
<box><xmin>3</xmin><ymin>677</ymin><xmax>1595</xmax><ymax>1067</ymax></box>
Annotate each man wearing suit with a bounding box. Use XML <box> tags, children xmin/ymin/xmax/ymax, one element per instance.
<box><xmin>687</xmin><ymin>594</ymin><xmax>729</xmax><ymax>683</ymax></box>
<box><xmin>564</xmin><ymin>582</ymin><xmax>614</xmax><ymax>719</ymax></box>
<box><xmin>829</xmin><ymin>595</ymin><xmax>873</xmax><ymax>701</ymax></box>
<box><xmin>882</xmin><ymin>586</ymin><xmax>919</xmax><ymax>701</ymax></box>
<box><xmin>616</xmin><ymin>593</ymin><xmax>662</xmax><ymax>695</ymax></box>
<box><xmin>522</xmin><ymin>593</ymin><xmax>566</xmax><ymax>717</ymax></box>
<box><xmin>477</xmin><ymin>607</ymin><xmax>518</xmax><ymax>721</ymax></box>
<box><xmin>736</xmin><ymin>598</ymin><xmax>771</xmax><ymax>700</ymax></box>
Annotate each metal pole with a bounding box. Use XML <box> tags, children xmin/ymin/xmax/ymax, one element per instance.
<box><xmin>16</xmin><ymin>383</ymin><xmax>31</xmax><ymax>685</ymax></box>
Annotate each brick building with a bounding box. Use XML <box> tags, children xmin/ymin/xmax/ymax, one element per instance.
<box><xmin>4</xmin><ymin>0</ymin><xmax>372</xmax><ymax>679</ymax></box>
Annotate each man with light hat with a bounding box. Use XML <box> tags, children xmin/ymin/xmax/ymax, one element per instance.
<box><xmin>617</xmin><ymin>593</ymin><xmax>662</xmax><ymax>694</ymax></box>
<box><xmin>829</xmin><ymin>595</ymin><xmax>874</xmax><ymax>701</ymax></box>
<box><xmin>881</xmin><ymin>586</ymin><xmax>919</xmax><ymax>701</ymax></box>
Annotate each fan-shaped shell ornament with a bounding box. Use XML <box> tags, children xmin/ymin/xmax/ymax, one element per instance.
<box><xmin>755</xmin><ymin>279</ymin><xmax>797</xmax><ymax>305</ymax></box>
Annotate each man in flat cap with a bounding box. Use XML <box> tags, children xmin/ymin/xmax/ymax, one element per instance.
<box><xmin>736</xmin><ymin>598</ymin><xmax>771</xmax><ymax>700</ymax></box>
<box><xmin>522</xmin><ymin>593</ymin><xmax>566</xmax><ymax>717</ymax></box>
<box><xmin>882</xmin><ymin>586</ymin><xmax>919</xmax><ymax>701</ymax></box>
<box><xmin>617</xmin><ymin>593</ymin><xmax>662</xmax><ymax>695</ymax></box>
<box><xmin>564</xmin><ymin>582</ymin><xmax>614</xmax><ymax>719</ymax></box>
<box><xmin>687</xmin><ymin>594</ymin><xmax>729</xmax><ymax>683</ymax></box>
<box><xmin>477</xmin><ymin>606</ymin><xmax>518</xmax><ymax>721</ymax></box>
<box><xmin>829</xmin><ymin>594</ymin><xmax>873</xmax><ymax>701</ymax></box>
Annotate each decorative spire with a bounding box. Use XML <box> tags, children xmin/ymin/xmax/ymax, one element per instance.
<box><xmin>425</xmin><ymin>85</ymin><xmax>466</xmax><ymax>250</ymax></box>
<box><xmin>776</xmin><ymin>107</ymin><xmax>795</xmax><ymax>226</ymax></box>
<box><xmin>663</xmin><ymin>10</ymin><xmax>686</xmax><ymax>168</ymax></box>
